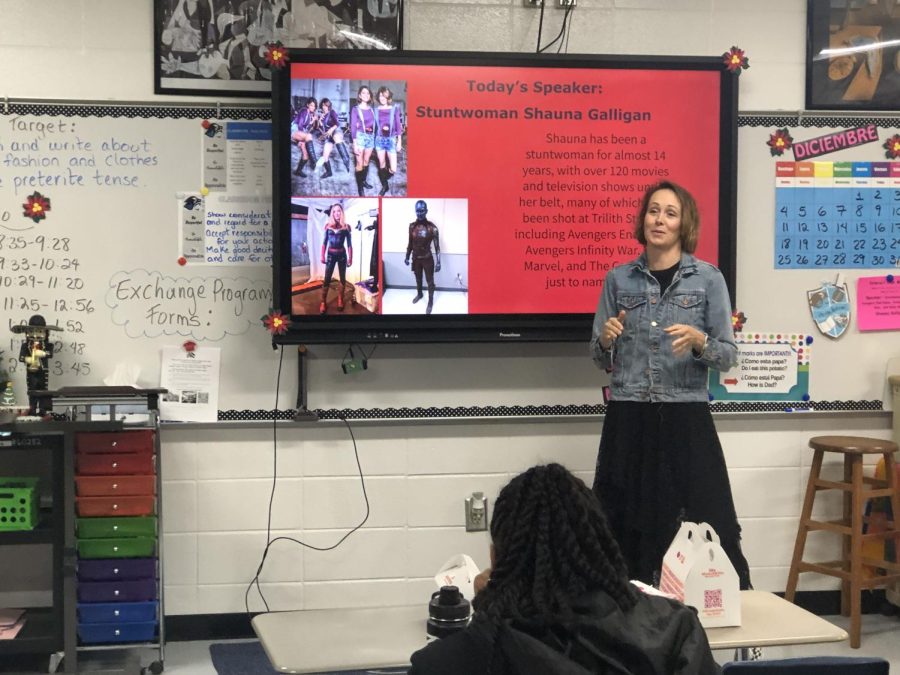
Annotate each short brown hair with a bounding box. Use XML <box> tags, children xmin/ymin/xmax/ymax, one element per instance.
<box><xmin>633</xmin><ymin>180</ymin><xmax>700</xmax><ymax>254</ymax></box>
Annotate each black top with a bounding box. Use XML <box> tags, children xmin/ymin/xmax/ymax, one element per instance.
<box><xmin>649</xmin><ymin>261</ymin><xmax>679</xmax><ymax>295</ymax></box>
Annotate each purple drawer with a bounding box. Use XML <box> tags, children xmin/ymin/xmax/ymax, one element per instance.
<box><xmin>77</xmin><ymin>579</ymin><xmax>157</xmax><ymax>603</ymax></box>
<box><xmin>77</xmin><ymin>558</ymin><xmax>157</xmax><ymax>582</ymax></box>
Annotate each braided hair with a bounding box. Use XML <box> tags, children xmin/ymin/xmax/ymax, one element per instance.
<box><xmin>474</xmin><ymin>463</ymin><xmax>637</xmax><ymax>622</ymax></box>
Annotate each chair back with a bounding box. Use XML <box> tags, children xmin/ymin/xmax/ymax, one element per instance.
<box><xmin>722</xmin><ymin>656</ymin><xmax>889</xmax><ymax>674</ymax></box>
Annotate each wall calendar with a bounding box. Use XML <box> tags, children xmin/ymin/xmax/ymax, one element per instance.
<box><xmin>774</xmin><ymin>161</ymin><xmax>899</xmax><ymax>269</ymax></box>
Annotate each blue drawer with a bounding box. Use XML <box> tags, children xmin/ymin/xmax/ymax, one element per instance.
<box><xmin>78</xmin><ymin>620</ymin><xmax>156</xmax><ymax>644</ymax></box>
<box><xmin>78</xmin><ymin>601</ymin><xmax>158</xmax><ymax>624</ymax></box>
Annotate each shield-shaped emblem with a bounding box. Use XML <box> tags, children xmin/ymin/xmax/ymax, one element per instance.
<box><xmin>807</xmin><ymin>281</ymin><xmax>850</xmax><ymax>338</ymax></box>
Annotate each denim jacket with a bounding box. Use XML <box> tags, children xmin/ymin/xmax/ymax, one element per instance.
<box><xmin>590</xmin><ymin>252</ymin><xmax>737</xmax><ymax>402</ymax></box>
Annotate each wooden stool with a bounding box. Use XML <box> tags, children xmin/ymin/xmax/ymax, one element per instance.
<box><xmin>785</xmin><ymin>435</ymin><xmax>900</xmax><ymax>648</ymax></box>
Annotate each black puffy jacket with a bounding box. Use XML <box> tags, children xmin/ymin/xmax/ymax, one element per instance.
<box><xmin>408</xmin><ymin>589</ymin><xmax>720</xmax><ymax>675</ymax></box>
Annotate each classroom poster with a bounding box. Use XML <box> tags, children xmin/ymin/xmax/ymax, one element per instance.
<box><xmin>709</xmin><ymin>333</ymin><xmax>811</xmax><ymax>402</ymax></box>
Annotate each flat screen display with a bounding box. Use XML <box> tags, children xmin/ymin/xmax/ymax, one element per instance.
<box><xmin>271</xmin><ymin>50</ymin><xmax>737</xmax><ymax>344</ymax></box>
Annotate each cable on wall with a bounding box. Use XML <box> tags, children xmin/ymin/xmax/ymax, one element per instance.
<box><xmin>245</xmin><ymin>346</ymin><xmax>370</xmax><ymax>616</ymax></box>
<box><xmin>534</xmin><ymin>0</ymin><xmax>547</xmax><ymax>53</ymax></box>
<box><xmin>539</xmin><ymin>4</ymin><xmax>575</xmax><ymax>54</ymax></box>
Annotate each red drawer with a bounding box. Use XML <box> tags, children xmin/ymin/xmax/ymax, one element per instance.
<box><xmin>76</xmin><ymin>453</ymin><xmax>154</xmax><ymax>476</ymax></box>
<box><xmin>76</xmin><ymin>496</ymin><xmax>155</xmax><ymax>517</ymax></box>
<box><xmin>76</xmin><ymin>430</ymin><xmax>155</xmax><ymax>455</ymax></box>
<box><xmin>76</xmin><ymin>475</ymin><xmax>156</xmax><ymax>497</ymax></box>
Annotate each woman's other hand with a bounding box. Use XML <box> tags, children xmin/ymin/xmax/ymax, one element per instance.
<box><xmin>664</xmin><ymin>323</ymin><xmax>706</xmax><ymax>356</ymax></box>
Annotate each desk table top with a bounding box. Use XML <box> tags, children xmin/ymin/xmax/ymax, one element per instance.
<box><xmin>252</xmin><ymin>590</ymin><xmax>848</xmax><ymax>674</ymax></box>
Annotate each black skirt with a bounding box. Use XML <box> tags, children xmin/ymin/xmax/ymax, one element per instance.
<box><xmin>592</xmin><ymin>400</ymin><xmax>751</xmax><ymax>590</ymax></box>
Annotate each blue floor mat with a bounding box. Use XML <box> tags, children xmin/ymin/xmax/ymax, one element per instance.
<box><xmin>209</xmin><ymin>641</ymin><xmax>408</xmax><ymax>675</ymax></box>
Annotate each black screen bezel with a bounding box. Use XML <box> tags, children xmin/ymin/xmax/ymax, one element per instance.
<box><xmin>271</xmin><ymin>49</ymin><xmax>738</xmax><ymax>345</ymax></box>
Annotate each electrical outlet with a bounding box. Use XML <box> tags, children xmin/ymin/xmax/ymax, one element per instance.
<box><xmin>465</xmin><ymin>492</ymin><xmax>488</xmax><ymax>532</ymax></box>
<box><xmin>557</xmin><ymin>0</ymin><xmax>575</xmax><ymax>6</ymax></box>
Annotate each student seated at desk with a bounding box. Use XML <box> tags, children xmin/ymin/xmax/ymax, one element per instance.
<box><xmin>408</xmin><ymin>463</ymin><xmax>719</xmax><ymax>675</ymax></box>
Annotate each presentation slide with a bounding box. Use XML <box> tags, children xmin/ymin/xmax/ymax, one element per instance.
<box><xmin>287</xmin><ymin>61</ymin><xmax>724</xmax><ymax>316</ymax></box>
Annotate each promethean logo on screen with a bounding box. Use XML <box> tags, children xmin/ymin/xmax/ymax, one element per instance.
<box><xmin>499</xmin><ymin>333</ymin><xmax>522</xmax><ymax>338</ymax></box>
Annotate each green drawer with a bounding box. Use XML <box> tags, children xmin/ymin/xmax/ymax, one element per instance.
<box><xmin>77</xmin><ymin>517</ymin><xmax>157</xmax><ymax>539</ymax></box>
<box><xmin>77</xmin><ymin>537</ymin><xmax>156</xmax><ymax>559</ymax></box>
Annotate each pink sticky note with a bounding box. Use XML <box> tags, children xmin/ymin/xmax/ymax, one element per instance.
<box><xmin>857</xmin><ymin>276</ymin><xmax>900</xmax><ymax>331</ymax></box>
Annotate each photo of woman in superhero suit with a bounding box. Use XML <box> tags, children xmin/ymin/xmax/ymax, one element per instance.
<box><xmin>289</xmin><ymin>198</ymin><xmax>381</xmax><ymax>316</ymax></box>
<box><xmin>320</xmin><ymin>203</ymin><xmax>353</xmax><ymax>315</ymax></box>
<box><xmin>380</xmin><ymin>197</ymin><xmax>468</xmax><ymax>316</ymax></box>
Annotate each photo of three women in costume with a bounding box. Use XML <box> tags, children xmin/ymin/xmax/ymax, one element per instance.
<box><xmin>289</xmin><ymin>78</ymin><xmax>407</xmax><ymax>199</ymax></box>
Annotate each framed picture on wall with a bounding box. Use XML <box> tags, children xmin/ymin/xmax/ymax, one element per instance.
<box><xmin>806</xmin><ymin>0</ymin><xmax>900</xmax><ymax>110</ymax></box>
<box><xmin>154</xmin><ymin>0</ymin><xmax>404</xmax><ymax>97</ymax></box>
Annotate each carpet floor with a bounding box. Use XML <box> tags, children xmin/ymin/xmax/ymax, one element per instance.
<box><xmin>208</xmin><ymin>641</ymin><xmax>408</xmax><ymax>675</ymax></box>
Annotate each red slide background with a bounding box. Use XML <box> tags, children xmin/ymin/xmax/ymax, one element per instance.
<box><xmin>291</xmin><ymin>62</ymin><xmax>722</xmax><ymax>315</ymax></box>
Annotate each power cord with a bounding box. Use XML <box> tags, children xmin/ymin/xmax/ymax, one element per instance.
<box><xmin>535</xmin><ymin>0</ymin><xmax>547</xmax><ymax>53</ymax></box>
<box><xmin>539</xmin><ymin>4</ymin><xmax>574</xmax><ymax>53</ymax></box>
<box><xmin>245</xmin><ymin>347</ymin><xmax>371</xmax><ymax>618</ymax></box>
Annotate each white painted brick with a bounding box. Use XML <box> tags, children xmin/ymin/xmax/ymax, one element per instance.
<box><xmin>303</xmin><ymin>477</ymin><xmax>407</xmax><ymax>528</ymax></box>
<box><xmin>303</xmin><ymin>529</ymin><xmax>407</xmax><ymax>581</ymax></box>
<box><xmin>80</xmin><ymin>1</ymin><xmax>149</xmax><ymax>50</ymax></box>
<box><xmin>158</xmin><ymin>436</ymin><xmax>198</xmax><ymax>480</ymax></box>
<box><xmin>731</xmin><ymin>467</ymin><xmax>800</xmax><ymax>518</ymax></box>
<box><xmin>746</xmin><ymin>567</ymin><xmax>790</xmax><ymax>594</ymax></box>
<box><xmin>739</xmin><ymin>518</ymin><xmax>797</xmax><ymax>568</ymax></box>
<box><xmin>162</xmin><ymin>585</ymin><xmax>198</xmax><ymax>615</ymax></box>
<box><xmin>614</xmin><ymin>0</ymin><xmax>711</xmax><ymax>9</ymax></box>
<box><xmin>720</xmin><ymin>428</ymin><xmax>801</xmax><ymax>468</ymax></box>
<box><xmin>2</xmin><ymin>2</ymin><xmax>85</xmax><ymax>48</ymax></box>
<box><xmin>504</xmin><ymin>425</ymin><xmax>599</xmax><ymax>473</ymax></box>
<box><xmin>304</xmin><ymin>579</ymin><xmax>413</xmax><ymax>609</ymax></box>
<box><xmin>407</xmin><ymin>528</ymin><xmax>491</xmax><ymax>578</ymax></box>
<box><xmin>407</xmin><ymin>475</ymin><xmax>507</xmax><ymax>527</ymax></box>
<box><xmin>197</xmin><ymin>583</ymin><xmax>303</xmax><ymax>614</ymax></box>
<box><xmin>197</xmin><ymin>478</ymin><xmax>303</xmax><ymax>531</ymax></box>
<box><xmin>195</xmin><ymin>429</ymin><xmax>303</xmax><ymax>479</ymax></box>
<box><xmin>404</xmin><ymin>578</ymin><xmax>439</xmax><ymax>606</ymax></box>
<box><xmin>302</xmin><ymin>428</ymin><xmax>408</xmax><ymax>476</ymax></box>
<box><xmin>405</xmin><ymin>5</ymin><xmax>513</xmax><ymax>51</ymax></box>
<box><xmin>162</xmin><ymin>533</ymin><xmax>197</xmax><ymax>586</ymax></box>
<box><xmin>161</xmin><ymin>480</ymin><xmax>197</xmax><ymax>533</ymax></box>
<box><xmin>198</xmin><ymin>531</ymin><xmax>303</xmax><ymax>584</ymax></box>
<box><xmin>612</xmin><ymin>10</ymin><xmax>711</xmax><ymax>54</ymax></box>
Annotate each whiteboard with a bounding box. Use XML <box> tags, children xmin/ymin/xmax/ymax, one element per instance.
<box><xmin>0</xmin><ymin>103</ymin><xmax>281</xmax><ymax>412</ymax></box>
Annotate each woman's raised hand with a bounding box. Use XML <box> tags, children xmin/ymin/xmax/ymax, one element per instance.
<box><xmin>601</xmin><ymin>310</ymin><xmax>626</xmax><ymax>349</ymax></box>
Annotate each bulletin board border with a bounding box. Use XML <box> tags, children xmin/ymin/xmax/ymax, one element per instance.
<box><xmin>738</xmin><ymin>113</ymin><xmax>900</xmax><ymax>128</ymax></box>
<box><xmin>216</xmin><ymin>400</ymin><xmax>883</xmax><ymax>421</ymax></box>
<box><xmin>4</xmin><ymin>100</ymin><xmax>269</xmax><ymax>120</ymax></box>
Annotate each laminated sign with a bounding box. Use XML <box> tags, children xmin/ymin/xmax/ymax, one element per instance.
<box><xmin>659</xmin><ymin>522</ymin><xmax>741</xmax><ymax>627</ymax></box>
